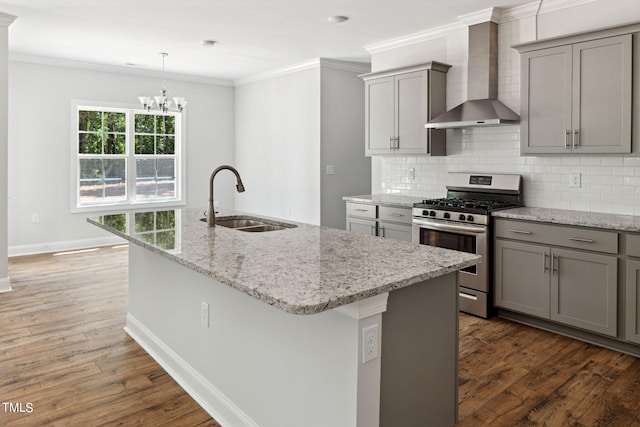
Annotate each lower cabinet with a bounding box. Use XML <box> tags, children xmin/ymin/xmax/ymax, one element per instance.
<box><xmin>625</xmin><ymin>259</ymin><xmax>640</xmax><ymax>344</ymax></box>
<box><xmin>346</xmin><ymin>202</ymin><xmax>412</xmax><ymax>242</ymax></box>
<box><xmin>625</xmin><ymin>233</ymin><xmax>640</xmax><ymax>344</ymax></box>
<box><xmin>378</xmin><ymin>220</ymin><xmax>412</xmax><ymax>242</ymax></box>
<box><xmin>494</xmin><ymin>240</ymin><xmax>550</xmax><ymax>318</ymax></box>
<box><xmin>550</xmin><ymin>248</ymin><xmax>617</xmax><ymax>337</ymax></box>
<box><xmin>346</xmin><ymin>217</ymin><xmax>376</xmax><ymax>236</ymax></box>
<box><xmin>494</xmin><ymin>219</ymin><xmax>618</xmax><ymax>337</ymax></box>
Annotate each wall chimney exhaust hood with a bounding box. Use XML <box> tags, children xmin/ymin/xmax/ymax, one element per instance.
<box><xmin>426</xmin><ymin>20</ymin><xmax>519</xmax><ymax>129</ymax></box>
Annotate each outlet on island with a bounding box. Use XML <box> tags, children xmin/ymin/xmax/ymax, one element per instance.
<box><xmin>201</xmin><ymin>301</ymin><xmax>210</xmax><ymax>327</ymax></box>
<box><xmin>362</xmin><ymin>324</ymin><xmax>379</xmax><ymax>363</ymax></box>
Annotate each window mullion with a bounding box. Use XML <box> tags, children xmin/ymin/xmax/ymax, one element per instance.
<box><xmin>128</xmin><ymin>110</ymin><xmax>136</xmax><ymax>201</ymax></box>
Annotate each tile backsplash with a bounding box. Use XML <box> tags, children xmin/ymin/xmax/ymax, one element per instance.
<box><xmin>380</xmin><ymin>126</ymin><xmax>640</xmax><ymax>215</ymax></box>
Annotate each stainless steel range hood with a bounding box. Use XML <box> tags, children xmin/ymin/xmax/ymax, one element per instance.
<box><xmin>426</xmin><ymin>21</ymin><xmax>519</xmax><ymax>129</ymax></box>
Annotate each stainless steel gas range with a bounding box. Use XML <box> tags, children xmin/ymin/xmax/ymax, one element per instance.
<box><xmin>412</xmin><ymin>173</ymin><xmax>523</xmax><ymax>318</ymax></box>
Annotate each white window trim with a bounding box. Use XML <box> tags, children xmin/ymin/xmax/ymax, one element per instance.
<box><xmin>70</xmin><ymin>99</ymin><xmax>187</xmax><ymax>214</ymax></box>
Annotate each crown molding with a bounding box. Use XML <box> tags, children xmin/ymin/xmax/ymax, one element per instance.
<box><xmin>318</xmin><ymin>58</ymin><xmax>371</xmax><ymax>74</ymax></box>
<box><xmin>539</xmin><ymin>0</ymin><xmax>597</xmax><ymax>14</ymax></box>
<box><xmin>457</xmin><ymin>7</ymin><xmax>503</xmax><ymax>26</ymax></box>
<box><xmin>499</xmin><ymin>2</ymin><xmax>542</xmax><ymax>22</ymax></box>
<box><xmin>233</xmin><ymin>58</ymin><xmax>370</xmax><ymax>86</ymax></box>
<box><xmin>8</xmin><ymin>52</ymin><xmax>234</xmax><ymax>86</ymax></box>
<box><xmin>233</xmin><ymin>58</ymin><xmax>321</xmax><ymax>86</ymax></box>
<box><xmin>0</xmin><ymin>12</ymin><xmax>17</xmax><ymax>27</ymax></box>
<box><xmin>363</xmin><ymin>0</ymin><xmax>600</xmax><ymax>54</ymax></box>
<box><xmin>364</xmin><ymin>21</ymin><xmax>465</xmax><ymax>55</ymax></box>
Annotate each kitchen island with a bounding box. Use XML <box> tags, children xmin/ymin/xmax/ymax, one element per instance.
<box><xmin>89</xmin><ymin>207</ymin><xmax>479</xmax><ymax>427</ymax></box>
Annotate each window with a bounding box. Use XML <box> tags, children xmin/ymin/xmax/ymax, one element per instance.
<box><xmin>72</xmin><ymin>102</ymin><xmax>184</xmax><ymax>212</ymax></box>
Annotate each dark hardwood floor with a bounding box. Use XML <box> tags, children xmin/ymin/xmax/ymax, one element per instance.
<box><xmin>1</xmin><ymin>246</ymin><xmax>218</xmax><ymax>426</ymax></box>
<box><xmin>2</xmin><ymin>245</ymin><xmax>640</xmax><ymax>426</ymax></box>
<box><xmin>457</xmin><ymin>313</ymin><xmax>640</xmax><ymax>426</ymax></box>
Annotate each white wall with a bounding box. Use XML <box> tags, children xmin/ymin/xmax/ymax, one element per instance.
<box><xmin>235</xmin><ymin>66</ymin><xmax>321</xmax><ymax>224</ymax></box>
<box><xmin>234</xmin><ymin>60</ymin><xmax>371</xmax><ymax>228</ymax></box>
<box><xmin>8</xmin><ymin>60</ymin><xmax>235</xmax><ymax>255</ymax></box>
<box><xmin>372</xmin><ymin>0</ymin><xmax>640</xmax><ymax>215</ymax></box>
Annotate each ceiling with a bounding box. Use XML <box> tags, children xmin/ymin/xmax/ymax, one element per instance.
<box><xmin>0</xmin><ymin>0</ymin><xmax>534</xmax><ymax>82</ymax></box>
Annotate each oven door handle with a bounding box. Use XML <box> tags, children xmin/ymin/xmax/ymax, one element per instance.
<box><xmin>412</xmin><ymin>218</ymin><xmax>486</xmax><ymax>235</ymax></box>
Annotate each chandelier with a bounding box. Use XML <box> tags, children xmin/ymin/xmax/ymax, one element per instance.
<box><xmin>138</xmin><ymin>52</ymin><xmax>187</xmax><ymax>113</ymax></box>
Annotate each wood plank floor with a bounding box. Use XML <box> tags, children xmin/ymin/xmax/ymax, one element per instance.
<box><xmin>1</xmin><ymin>246</ymin><xmax>218</xmax><ymax>426</ymax></box>
<box><xmin>2</xmin><ymin>245</ymin><xmax>640</xmax><ymax>426</ymax></box>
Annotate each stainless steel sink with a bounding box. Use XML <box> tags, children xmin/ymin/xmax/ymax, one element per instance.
<box><xmin>200</xmin><ymin>215</ymin><xmax>296</xmax><ymax>232</ymax></box>
<box><xmin>215</xmin><ymin>218</ymin><xmax>264</xmax><ymax>228</ymax></box>
<box><xmin>237</xmin><ymin>225</ymin><xmax>288</xmax><ymax>232</ymax></box>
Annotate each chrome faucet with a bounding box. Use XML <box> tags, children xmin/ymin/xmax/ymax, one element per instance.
<box><xmin>208</xmin><ymin>165</ymin><xmax>246</xmax><ymax>227</ymax></box>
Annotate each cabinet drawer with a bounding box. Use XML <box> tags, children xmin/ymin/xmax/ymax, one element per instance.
<box><xmin>495</xmin><ymin>219</ymin><xmax>618</xmax><ymax>254</ymax></box>
<box><xmin>627</xmin><ymin>234</ymin><xmax>640</xmax><ymax>258</ymax></box>
<box><xmin>378</xmin><ymin>206</ymin><xmax>411</xmax><ymax>224</ymax></box>
<box><xmin>346</xmin><ymin>202</ymin><xmax>376</xmax><ymax>219</ymax></box>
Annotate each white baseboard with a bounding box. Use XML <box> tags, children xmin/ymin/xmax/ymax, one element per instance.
<box><xmin>8</xmin><ymin>235</ymin><xmax>126</xmax><ymax>257</ymax></box>
<box><xmin>0</xmin><ymin>276</ymin><xmax>11</xmax><ymax>293</ymax></box>
<box><xmin>124</xmin><ymin>314</ymin><xmax>259</xmax><ymax>427</ymax></box>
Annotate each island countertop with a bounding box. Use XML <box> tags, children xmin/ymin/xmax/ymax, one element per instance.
<box><xmin>88</xmin><ymin>207</ymin><xmax>479</xmax><ymax>315</ymax></box>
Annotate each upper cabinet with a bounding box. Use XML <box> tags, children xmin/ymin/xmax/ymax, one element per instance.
<box><xmin>516</xmin><ymin>26</ymin><xmax>635</xmax><ymax>155</ymax></box>
<box><xmin>360</xmin><ymin>62</ymin><xmax>450</xmax><ymax>156</ymax></box>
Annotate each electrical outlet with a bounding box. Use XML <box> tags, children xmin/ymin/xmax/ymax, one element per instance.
<box><xmin>326</xmin><ymin>165</ymin><xmax>335</xmax><ymax>175</ymax></box>
<box><xmin>409</xmin><ymin>167</ymin><xmax>416</xmax><ymax>180</ymax></box>
<box><xmin>570</xmin><ymin>172</ymin><xmax>581</xmax><ymax>188</ymax></box>
<box><xmin>31</xmin><ymin>212</ymin><xmax>39</xmax><ymax>223</ymax></box>
<box><xmin>362</xmin><ymin>324</ymin><xmax>379</xmax><ymax>363</ymax></box>
<box><xmin>200</xmin><ymin>301</ymin><xmax>209</xmax><ymax>327</ymax></box>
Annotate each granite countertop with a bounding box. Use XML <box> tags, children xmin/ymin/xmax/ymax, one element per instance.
<box><xmin>89</xmin><ymin>208</ymin><xmax>479</xmax><ymax>315</ymax></box>
<box><xmin>343</xmin><ymin>194</ymin><xmax>424</xmax><ymax>208</ymax></box>
<box><xmin>493</xmin><ymin>207</ymin><xmax>640</xmax><ymax>233</ymax></box>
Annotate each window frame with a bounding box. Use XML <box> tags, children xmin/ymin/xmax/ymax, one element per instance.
<box><xmin>70</xmin><ymin>100</ymin><xmax>186</xmax><ymax>214</ymax></box>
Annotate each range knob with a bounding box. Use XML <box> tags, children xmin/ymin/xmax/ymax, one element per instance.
<box><xmin>429</xmin><ymin>211</ymin><xmax>436</xmax><ymax>217</ymax></box>
<box><xmin>467</xmin><ymin>215</ymin><xmax>474</xmax><ymax>222</ymax></box>
<box><xmin>422</xmin><ymin>210</ymin><xmax>430</xmax><ymax>216</ymax></box>
<box><xmin>459</xmin><ymin>214</ymin><xmax>466</xmax><ymax>221</ymax></box>
<box><xmin>443</xmin><ymin>212</ymin><xmax>450</xmax><ymax>219</ymax></box>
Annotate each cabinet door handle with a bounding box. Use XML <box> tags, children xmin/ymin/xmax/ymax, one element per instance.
<box><xmin>573</xmin><ymin>129</ymin><xmax>579</xmax><ymax>149</ymax></box>
<box><xmin>354</xmin><ymin>208</ymin><xmax>369</xmax><ymax>212</ymax></box>
<box><xmin>565</xmin><ymin>129</ymin><xmax>571</xmax><ymax>149</ymax></box>
<box><xmin>552</xmin><ymin>254</ymin><xmax>557</xmax><ymax>274</ymax></box>
<box><xmin>543</xmin><ymin>252</ymin><xmax>548</xmax><ymax>273</ymax></box>
<box><xmin>508</xmin><ymin>229</ymin><xmax>532</xmax><ymax>235</ymax></box>
<box><xmin>395</xmin><ymin>136</ymin><xmax>399</xmax><ymax>149</ymax></box>
<box><xmin>389</xmin><ymin>136</ymin><xmax>394</xmax><ymax>150</ymax></box>
<box><xmin>568</xmin><ymin>236</ymin><xmax>594</xmax><ymax>243</ymax></box>
<box><xmin>390</xmin><ymin>213</ymin><xmax>404</xmax><ymax>217</ymax></box>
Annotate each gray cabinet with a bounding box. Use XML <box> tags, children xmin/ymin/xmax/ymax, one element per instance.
<box><xmin>361</xmin><ymin>63</ymin><xmax>450</xmax><ymax>156</ymax></box>
<box><xmin>495</xmin><ymin>239</ymin><xmax>550</xmax><ymax>318</ymax></box>
<box><xmin>550</xmin><ymin>248</ymin><xmax>617</xmax><ymax>336</ymax></box>
<box><xmin>494</xmin><ymin>219</ymin><xmax>618</xmax><ymax>337</ymax></box>
<box><xmin>518</xmin><ymin>32</ymin><xmax>632</xmax><ymax>154</ymax></box>
<box><xmin>625</xmin><ymin>234</ymin><xmax>640</xmax><ymax>344</ymax></box>
<box><xmin>346</xmin><ymin>202</ymin><xmax>412</xmax><ymax>242</ymax></box>
<box><xmin>346</xmin><ymin>217</ymin><xmax>376</xmax><ymax>236</ymax></box>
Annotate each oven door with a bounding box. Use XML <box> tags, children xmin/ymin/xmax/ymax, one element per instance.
<box><xmin>412</xmin><ymin>218</ymin><xmax>487</xmax><ymax>292</ymax></box>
